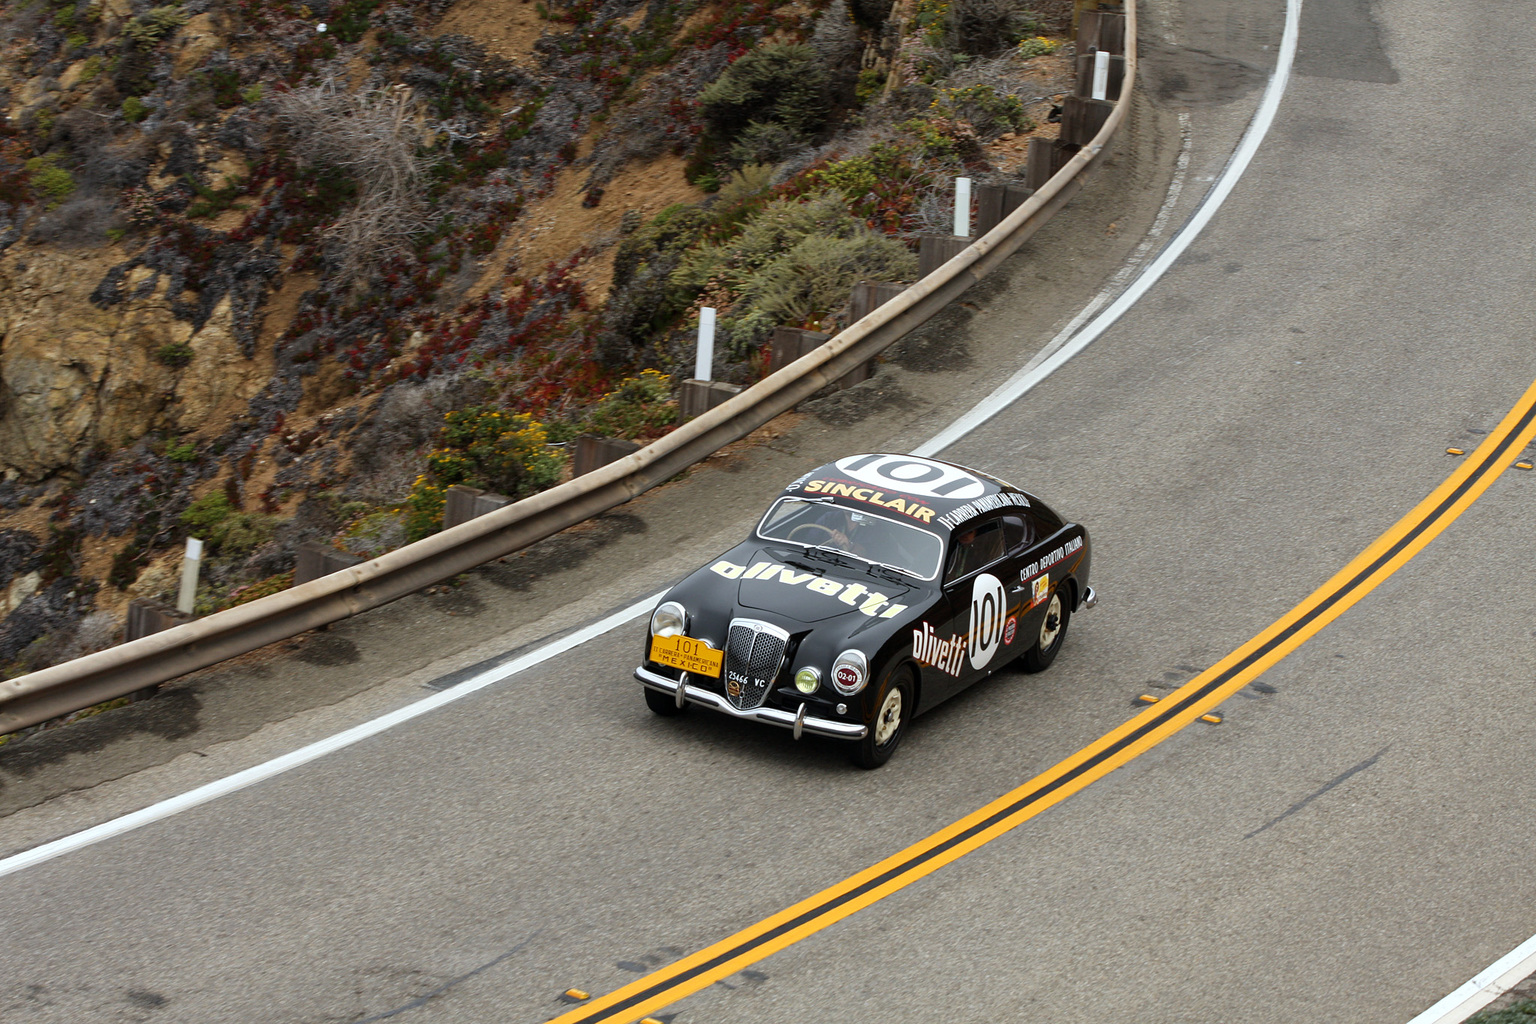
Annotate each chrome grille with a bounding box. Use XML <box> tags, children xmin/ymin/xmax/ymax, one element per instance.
<box><xmin>723</xmin><ymin>618</ymin><xmax>790</xmax><ymax>711</ymax></box>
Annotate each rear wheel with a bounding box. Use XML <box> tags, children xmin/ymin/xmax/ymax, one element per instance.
<box><xmin>643</xmin><ymin>685</ymin><xmax>687</xmax><ymax>717</ymax></box>
<box><xmin>1018</xmin><ymin>587</ymin><xmax>1070</xmax><ymax>673</ymax></box>
<box><xmin>851</xmin><ymin>665</ymin><xmax>914</xmax><ymax>769</ymax></box>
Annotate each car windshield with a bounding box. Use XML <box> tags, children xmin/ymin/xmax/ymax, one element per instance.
<box><xmin>756</xmin><ymin>497</ymin><xmax>945</xmax><ymax>580</ymax></box>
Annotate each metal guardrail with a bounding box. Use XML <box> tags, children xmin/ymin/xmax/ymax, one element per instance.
<box><xmin>0</xmin><ymin>9</ymin><xmax>1137</xmax><ymax>734</ymax></box>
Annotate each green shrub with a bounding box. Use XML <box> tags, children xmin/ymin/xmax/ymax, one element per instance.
<box><xmin>856</xmin><ymin>69</ymin><xmax>886</xmax><ymax>105</ymax></box>
<box><xmin>179</xmin><ymin>492</ymin><xmax>279</xmax><ymax>555</ymax></box>
<box><xmin>25</xmin><ymin>154</ymin><xmax>76</xmax><ymax>209</ymax></box>
<box><xmin>1468</xmin><ymin>1000</ymin><xmax>1536</xmax><ymax>1024</ymax></box>
<box><xmin>340</xmin><ymin>508</ymin><xmax>409</xmax><ymax>558</ymax></box>
<box><xmin>157</xmin><ymin>342</ymin><xmax>194</xmax><ymax>367</ymax></box>
<box><xmin>78</xmin><ymin>55</ymin><xmax>102</xmax><ymax>83</ymax></box>
<box><xmin>227</xmin><ymin>571</ymin><xmax>295</xmax><ymax>607</ymax></box>
<box><xmin>585</xmin><ymin>369</ymin><xmax>677</xmax><ymax>440</ymax></box>
<box><xmin>124</xmin><ymin>6</ymin><xmax>188</xmax><ymax>47</ymax></box>
<box><xmin>181</xmin><ymin>492</ymin><xmax>234</xmax><ymax>535</ymax></box>
<box><xmin>699</xmin><ymin>43</ymin><xmax>830</xmax><ymax>165</ymax></box>
<box><xmin>930</xmin><ymin>84</ymin><xmax>1031</xmax><ymax>139</ymax></box>
<box><xmin>166</xmin><ymin>441</ymin><xmax>198</xmax><ymax>462</ymax></box>
<box><xmin>121</xmin><ymin>96</ymin><xmax>150</xmax><ymax>123</ymax></box>
<box><xmin>240</xmin><ymin>83</ymin><xmax>264</xmax><ymax>105</ymax></box>
<box><xmin>737</xmin><ymin>230</ymin><xmax>917</xmax><ymax>327</ymax></box>
<box><xmin>1017</xmin><ymin>35</ymin><xmax>1061</xmax><ymax>58</ymax></box>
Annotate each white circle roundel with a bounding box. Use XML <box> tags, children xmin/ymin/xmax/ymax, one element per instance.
<box><xmin>833</xmin><ymin>454</ymin><xmax>987</xmax><ymax>500</ymax></box>
<box><xmin>968</xmin><ymin>573</ymin><xmax>1007</xmax><ymax>670</ymax></box>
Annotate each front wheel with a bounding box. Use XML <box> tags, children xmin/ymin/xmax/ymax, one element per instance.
<box><xmin>1018</xmin><ymin>587</ymin><xmax>1070</xmax><ymax>673</ymax></box>
<box><xmin>851</xmin><ymin>666</ymin><xmax>914</xmax><ymax>769</ymax></box>
<box><xmin>643</xmin><ymin>685</ymin><xmax>687</xmax><ymax>717</ymax></box>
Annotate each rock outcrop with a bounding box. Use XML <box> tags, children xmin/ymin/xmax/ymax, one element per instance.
<box><xmin>0</xmin><ymin>248</ymin><xmax>269</xmax><ymax>481</ymax></box>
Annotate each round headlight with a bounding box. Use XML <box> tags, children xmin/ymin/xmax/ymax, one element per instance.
<box><xmin>650</xmin><ymin>600</ymin><xmax>687</xmax><ymax>638</ymax></box>
<box><xmin>794</xmin><ymin>666</ymin><xmax>821</xmax><ymax>694</ymax></box>
<box><xmin>830</xmin><ymin>649</ymin><xmax>869</xmax><ymax>696</ymax></box>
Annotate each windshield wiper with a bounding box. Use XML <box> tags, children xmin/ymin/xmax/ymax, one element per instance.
<box><xmin>805</xmin><ymin>544</ymin><xmax>858</xmax><ymax>567</ymax></box>
<box><xmin>866</xmin><ymin>560</ymin><xmax>922</xmax><ymax>582</ymax></box>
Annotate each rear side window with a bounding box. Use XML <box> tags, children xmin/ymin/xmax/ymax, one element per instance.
<box><xmin>1002</xmin><ymin>515</ymin><xmax>1031</xmax><ymax>552</ymax></box>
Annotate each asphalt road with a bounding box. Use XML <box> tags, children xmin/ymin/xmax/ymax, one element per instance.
<box><xmin>4</xmin><ymin>0</ymin><xmax>1536</xmax><ymax>1021</ymax></box>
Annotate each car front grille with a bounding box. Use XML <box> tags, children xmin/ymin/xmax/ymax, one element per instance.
<box><xmin>723</xmin><ymin>618</ymin><xmax>790</xmax><ymax>711</ymax></box>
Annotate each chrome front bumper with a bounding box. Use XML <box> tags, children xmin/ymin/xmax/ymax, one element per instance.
<box><xmin>635</xmin><ymin>665</ymin><xmax>868</xmax><ymax>740</ymax></box>
<box><xmin>1081</xmin><ymin>585</ymin><xmax>1099</xmax><ymax>610</ymax></box>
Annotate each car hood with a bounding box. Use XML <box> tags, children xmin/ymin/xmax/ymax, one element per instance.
<box><xmin>727</xmin><ymin>546</ymin><xmax>926</xmax><ymax>627</ymax></box>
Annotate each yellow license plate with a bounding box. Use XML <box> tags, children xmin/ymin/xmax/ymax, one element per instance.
<box><xmin>650</xmin><ymin>634</ymin><xmax>724</xmax><ymax>677</ymax></box>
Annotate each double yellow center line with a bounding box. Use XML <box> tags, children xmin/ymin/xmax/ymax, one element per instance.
<box><xmin>550</xmin><ymin>377</ymin><xmax>1536</xmax><ymax>1024</ymax></box>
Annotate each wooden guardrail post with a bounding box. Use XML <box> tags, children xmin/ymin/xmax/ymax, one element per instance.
<box><xmin>679</xmin><ymin>380</ymin><xmax>742</xmax><ymax>420</ymax></box>
<box><xmin>573</xmin><ymin>436</ymin><xmax>641</xmax><ymax>477</ymax></box>
<box><xmin>973</xmin><ymin>184</ymin><xmax>1034</xmax><ymax>236</ymax></box>
<box><xmin>125</xmin><ymin>598</ymin><xmax>191</xmax><ymax>642</ymax></box>
<box><xmin>1077</xmin><ymin>7</ymin><xmax>1127</xmax><ymax>54</ymax></box>
<box><xmin>1026</xmin><ymin>138</ymin><xmax>1076</xmax><ymax>191</ymax></box>
<box><xmin>1059</xmin><ymin>96</ymin><xmax>1116</xmax><ymax>147</ymax></box>
<box><xmin>918</xmin><ymin>234</ymin><xmax>970</xmax><ymax>277</ymax></box>
<box><xmin>293</xmin><ymin>541</ymin><xmax>366</xmax><ymax>585</ymax></box>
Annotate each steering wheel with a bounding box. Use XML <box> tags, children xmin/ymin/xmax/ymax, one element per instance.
<box><xmin>788</xmin><ymin>523</ymin><xmax>840</xmax><ymax>545</ymax></box>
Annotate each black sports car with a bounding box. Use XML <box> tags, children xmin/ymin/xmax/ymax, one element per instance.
<box><xmin>635</xmin><ymin>454</ymin><xmax>1096</xmax><ymax>767</ymax></box>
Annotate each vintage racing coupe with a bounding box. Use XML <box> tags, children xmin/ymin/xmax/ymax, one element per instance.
<box><xmin>635</xmin><ymin>453</ymin><xmax>1096</xmax><ymax>767</ymax></box>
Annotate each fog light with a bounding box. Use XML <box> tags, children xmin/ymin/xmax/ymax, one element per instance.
<box><xmin>794</xmin><ymin>667</ymin><xmax>821</xmax><ymax>694</ymax></box>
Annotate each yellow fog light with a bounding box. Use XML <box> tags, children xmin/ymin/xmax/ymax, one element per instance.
<box><xmin>794</xmin><ymin>667</ymin><xmax>821</xmax><ymax>694</ymax></box>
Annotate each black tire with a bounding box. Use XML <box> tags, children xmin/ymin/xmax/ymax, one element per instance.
<box><xmin>1018</xmin><ymin>586</ymin><xmax>1070</xmax><ymax>673</ymax></box>
<box><xmin>643</xmin><ymin>685</ymin><xmax>688</xmax><ymax>717</ymax></box>
<box><xmin>851</xmin><ymin>665</ymin><xmax>914</xmax><ymax>769</ymax></box>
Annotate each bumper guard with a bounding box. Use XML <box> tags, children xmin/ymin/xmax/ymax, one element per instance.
<box><xmin>635</xmin><ymin>665</ymin><xmax>868</xmax><ymax>740</ymax></box>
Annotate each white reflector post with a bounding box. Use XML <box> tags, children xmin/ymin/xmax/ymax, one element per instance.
<box><xmin>696</xmin><ymin>307</ymin><xmax>716</xmax><ymax>382</ymax></box>
<box><xmin>177</xmin><ymin>537</ymin><xmax>204</xmax><ymax>615</ymax></box>
<box><xmin>954</xmin><ymin>177</ymin><xmax>972</xmax><ymax>238</ymax></box>
<box><xmin>1093</xmin><ymin>50</ymin><xmax>1110</xmax><ymax>100</ymax></box>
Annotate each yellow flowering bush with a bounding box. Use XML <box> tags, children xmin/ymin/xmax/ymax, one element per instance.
<box><xmin>402</xmin><ymin>407</ymin><xmax>567</xmax><ymax>540</ymax></box>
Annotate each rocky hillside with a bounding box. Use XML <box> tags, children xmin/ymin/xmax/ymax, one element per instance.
<box><xmin>0</xmin><ymin>0</ymin><xmax>1073</xmax><ymax>682</ymax></box>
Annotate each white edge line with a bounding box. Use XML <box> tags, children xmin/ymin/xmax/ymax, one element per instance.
<box><xmin>0</xmin><ymin>0</ymin><xmax>1305</xmax><ymax>880</ymax></box>
<box><xmin>1406</xmin><ymin>933</ymin><xmax>1536</xmax><ymax>1024</ymax></box>
<box><xmin>0</xmin><ymin>593</ymin><xmax>663</xmax><ymax>879</ymax></box>
<box><xmin>912</xmin><ymin>0</ymin><xmax>1301</xmax><ymax>459</ymax></box>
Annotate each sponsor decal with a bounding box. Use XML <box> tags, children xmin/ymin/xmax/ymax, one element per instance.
<box><xmin>801</xmin><ymin>479</ymin><xmax>937</xmax><ymax>523</ymax></box>
<box><xmin>1031</xmin><ymin>574</ymin><xmax>1050</xmax><ymax>608</ymax></box>
<box><xmin>1017</xmin><ymin>536</ymin><xmax>1085</xmax><ymax>599</ymax></box>
<box><xmin>936</xmin><ymin>491</ymin><xmax>1033</xmax><ymax>530</ymax></box>
<box><xmin>912</xmin><ymin>622</ymin><xmax>966</xmax><ymax>677</ymax></box>
<box><xmin>911</xmin><ymin>571</ymin><xmax>1008</xmax><ymax>676</ymax></box>
<box><xmin>1003</xmin><ymin>616</ymin><xmax>1017</xmax><ymax>646</ymax></box>
<box><xmin>834</xmin><ymin>454</ymin><xmax>989</xmax><ymax>501</ymax></box>
<box><xmin>834</xmin><ymin>665</ymin><xmax>860</xmax><ymax>689</ymax></box>
<box><xmin>709</xmin><ymin>560</ymin><xmax>908</xmax><ymax>619</ymax></box>
<box><xmin>968</xmin><ymin>572</ymin><xmax>1007</xmax><ymax>670</ymax></box>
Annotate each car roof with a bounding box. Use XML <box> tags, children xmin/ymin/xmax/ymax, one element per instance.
<box><xmin>779</xmin><ymin>454</ymin><xmax>1034</xmax><ymax>533</ymax></box>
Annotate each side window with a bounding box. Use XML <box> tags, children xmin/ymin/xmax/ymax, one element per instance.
<box><xmin>944</xmin><ymin>519</ymin><xmax>1006</xmax><ymax>584</ymax></box>
<box><xmin>1002</xmin><ymin>515</ymin><xmax>1031</xmax><ymax>553</ymax></box>
<box><xmin>1027</xmin><ymin>506</ymin><xmax>1062</xmax><ymax>540</ymax></box>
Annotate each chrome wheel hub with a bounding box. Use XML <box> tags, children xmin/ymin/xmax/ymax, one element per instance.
<box><xmin>874</xmin><ymin>687</ymin><xmax>903</xmax><ymax>746</ymax></box>
<box><xmin>1038</xmin><ymin>592</ymin><xmax>1062</xmax><ymax>650</ymax></box>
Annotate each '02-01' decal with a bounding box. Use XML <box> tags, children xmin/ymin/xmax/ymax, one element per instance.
<box><xmin>912</xmin><ymin>572</ymin><xmax>1009</xmax><ymax>677</ymax></box>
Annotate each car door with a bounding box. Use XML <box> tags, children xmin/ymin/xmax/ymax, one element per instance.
<box><xmin>920</xmin><ymin>516</ymin><xmax>1013</xmax><ymax>706</ymax></box>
